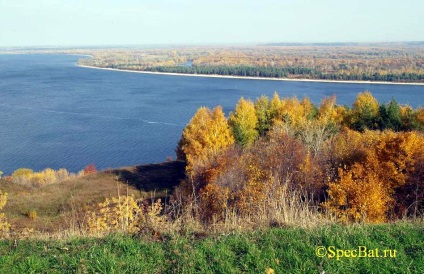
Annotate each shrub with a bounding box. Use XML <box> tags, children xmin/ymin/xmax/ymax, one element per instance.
<box><xmin>39</xmin><ymin>168</ymin><xmax>57</xmax><ymax>184</ymax></box>
<box><xmin>56</xmin><ymin>168</ymin><xmax>70</xmax><ymax>181</ymax></box>
<box><xmin>26</xmin><ymin>209</ymin><xmax>38</xmax><ymax>220</ymax></box>
<box><xmin>11</xmin><ymin>167</ymin><xmax>73</xmax><ymax>186</ymax></box>
<box><xmin>11</xmin><ymin>168</ymin><xmax>34</xmax><ymax>185</ymax></box>
<box><xmin>324</xmin><ymin>164</ymin><xmax>391</xmax><ymax>223</ymax></box>
<box><xmin>181</xmin><ymin>128</ymin><xmax>325</xmax><ymax>223</ymax></box>
<box><xmin>0</xmin><ymin>190</ymin><xmax>10</xmax><ymax>235</ymax></box>
<box><xmin>86</xmin><ymin>195</ymin><xmax>165</xmax><ymax>235</ymax></box>
<box><xmin>86</xmin><ymin>195</ymin><xmax>145</xmax><ymax>234</ymax></box>
<box><xmin>83</xmin><ymin>164</ymin><xmax>97</xmax><ymax>175</ymax></box>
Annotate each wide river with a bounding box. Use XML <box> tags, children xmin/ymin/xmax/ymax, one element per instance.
<box><xmin>1</xmin><ymin>54</ymin><xmax>424</xmax><ymax>175</ymax></box>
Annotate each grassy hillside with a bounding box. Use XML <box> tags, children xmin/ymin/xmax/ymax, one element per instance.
<box><xmin>0</xmin><ymin>161</ymin><xmax>185</xmax><ymax>233</ymax></box>
<box><xmin>0</xmin><ymin>222</ymin><xmax>422</xmax><ymax>273</ymax></box>
<box><xmin>0</xmin><ymin>160</ymin><xmax>422</xmax><ymax>273</ymax></box>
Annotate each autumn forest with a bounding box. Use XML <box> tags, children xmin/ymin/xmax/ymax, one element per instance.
<box><xmin>174</xmin><ymin>91</ymin><xmax>424</xmax><ymax>226</ymax></box>
<box><xmin>75</xmin><ymin>43</ymin><xmax>424</xmax><ymax>82</ymax></box>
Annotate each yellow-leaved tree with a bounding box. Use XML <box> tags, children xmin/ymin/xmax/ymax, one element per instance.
<box><xmin>280</xmin><ymin>97</ymin><xmax>308</xmax><ymax>128</ymax></box>
<box><xmin>350</xmin><ymin>91</ymin><xmax>380</xmax><ymax>131</ymax></box>
<box><xmin>318</xmin><ymin>96</ymin><xmax>340</xmax><ymax>125</ymax></box>
<box><xmin>229</xmin><ymin>97</ymin><xmax>258</xmax><ymax>147</ymax></box>
<box><xmin>268</xmin><ymin>92</ymin><xmax>282</xmax><ymax>124</ymax></box>
<box><xmin>176</xmin><ymin>106</ymin><xmax>234</xmax><ymax>175</ymax></box>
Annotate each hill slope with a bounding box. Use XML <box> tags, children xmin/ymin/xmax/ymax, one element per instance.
<box><xmin>0</xmin><ymin>161</ymin><xmax>185</xmax><ymax>233</ymax></box>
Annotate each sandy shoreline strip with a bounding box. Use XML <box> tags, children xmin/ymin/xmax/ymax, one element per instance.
<box><xmin>78</xmin><ymin>65</ymin><xmax>424</xmax><ymax>86</ymax></box>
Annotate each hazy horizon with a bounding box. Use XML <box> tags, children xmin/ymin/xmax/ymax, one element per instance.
<box><xmin>1</xmin><ymin>0</ymin><xmax>423</xmax><ymax>47</ymax></box>
<box><xmin>2</xmin><ymin>41</ymin><xmax>424</xmax><ymax>50</ymax></box>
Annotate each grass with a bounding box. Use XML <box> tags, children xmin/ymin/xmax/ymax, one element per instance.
<box><xmin>0</xmin><ymin>161</ymin><xmax>185</xmax><ymax>233</ymax></box>
<box><xmin>0</xmin><ymin>161</ymin><xmax>422</xmax><ymax>272</ymax></box>
<box><xmin>0</xmin><ymin>222</ymin><xmax>422</xmax><ymax>273</ymax></box>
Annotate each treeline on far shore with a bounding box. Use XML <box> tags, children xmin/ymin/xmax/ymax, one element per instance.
<box><xmin>141</xmin><ymin>65</ymin><xmax>424</xmax><ymax>82</ymax></box>
<box><xmin>76</xmin><ymin>44</ymin><xmax>424</xmax><ymax>83</ymax></box>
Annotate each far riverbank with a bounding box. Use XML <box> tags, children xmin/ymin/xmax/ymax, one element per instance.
<box><xmin>78</xmin><ymin>64</ymin><xmax>424</xmax><ymax>86</ymax></box>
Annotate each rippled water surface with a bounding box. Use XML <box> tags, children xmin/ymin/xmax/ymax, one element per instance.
<box><xmin>1</xmin><ymin>54</ymin><xmax>423</xmax><ymax>174</ymax></box>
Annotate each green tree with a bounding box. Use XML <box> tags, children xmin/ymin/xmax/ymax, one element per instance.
<box><xmin>399</xmin><ymin>105</ymin><xmax>419</xmax><ymax>131</ymax></box>
<box><xmin>254</xmin><ymin>96</ymin><xmax>272</xmax><ymax>136</ymax></box>
<box><xmin>378</xmin><ymin>99</ymin><xmax>401</xmax><ymax>131</ymax></box>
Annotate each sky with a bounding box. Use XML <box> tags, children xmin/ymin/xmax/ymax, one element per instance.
<box><xmin>0</xmin><ymin>0</ymin><xmax>423</xmax><ymax>47</ymax></box>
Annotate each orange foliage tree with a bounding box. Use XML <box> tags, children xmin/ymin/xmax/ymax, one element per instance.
<box><xmin>370</xmin><ymin>131</ymin><xmax>424</xmax><ymax>217</ymax></box>
<box><xmin>324</xmin><ymin>164</ymin><xmax>391</xmax><ymax>223</ymax></box>
<box><xmin>324</xmin><ymin>130</ymin><xmax>424</xmax><ymax>222</ymax></box>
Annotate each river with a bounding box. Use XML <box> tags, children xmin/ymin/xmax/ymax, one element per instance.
<box><xmin>0</xmin><ymin>54</ymin><xmax>423</xmax><ymax>174</ymax></box>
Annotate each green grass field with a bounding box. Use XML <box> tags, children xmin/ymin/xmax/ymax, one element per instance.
<box><xmin>0</xmin><ymin>222</ymin><xmax>422</xmax><ymax>273</ymax></box>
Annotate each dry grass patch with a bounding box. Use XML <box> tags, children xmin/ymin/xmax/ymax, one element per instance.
<box><xmin>0</xmin><ymin>161</ymin><xmax>185</xmax><ymax>235</ymax></box>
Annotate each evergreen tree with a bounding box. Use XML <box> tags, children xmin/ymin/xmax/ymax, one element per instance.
<box><xmin>378</xmin><ymin>99</ymin><xmax>401</xmax><ymax>131</ymax></box>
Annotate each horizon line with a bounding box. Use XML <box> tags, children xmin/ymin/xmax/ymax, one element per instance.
<box><xmin>1</xmin><ymin>41</ymin><xmax>424</xmax><ymax>50</ymax></box>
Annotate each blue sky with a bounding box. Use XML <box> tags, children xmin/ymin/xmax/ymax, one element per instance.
<box><xmin>0</xmin><ymin>0</ymin><xmax>423</xmax><ymax>47</ymax></box>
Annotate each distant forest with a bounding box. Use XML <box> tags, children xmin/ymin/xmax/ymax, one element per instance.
<box><xmin>2</xmin><ymin>43</ymin><xmax>423</xmax><ymax>82</ymax></box>
<box><xmin>73</xmin><ymin>43</ymin><xmax>424</xmax><ymax>82</ymax></box>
